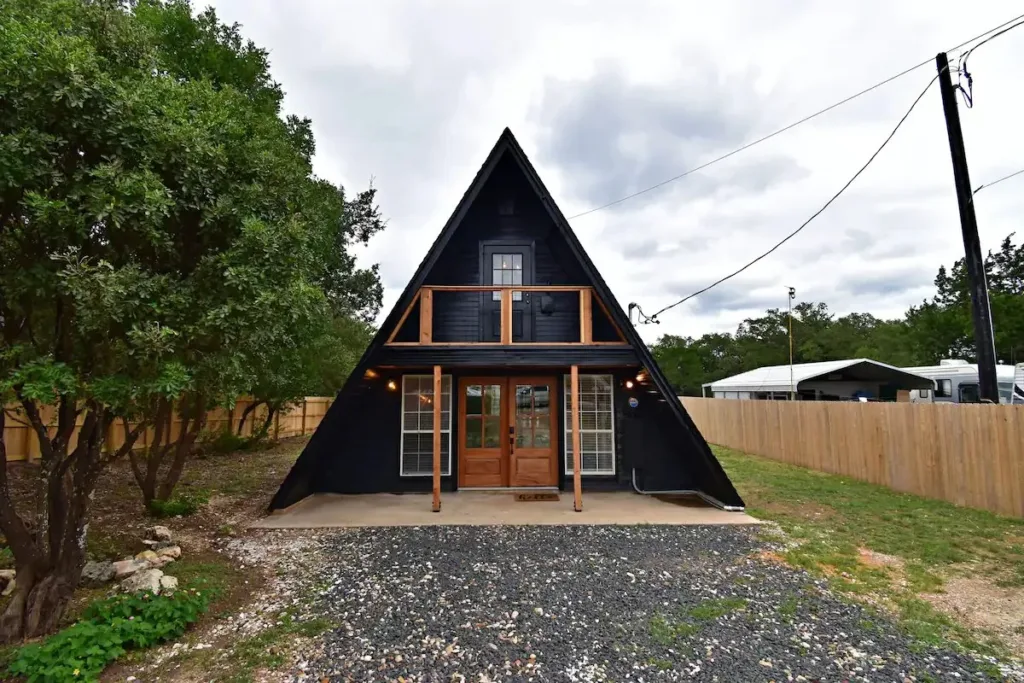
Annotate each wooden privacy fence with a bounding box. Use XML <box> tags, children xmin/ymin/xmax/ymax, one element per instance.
<box><xmin>3</xmin><ymin>397</ymin><xmax>333</xmax><ymax>463</ymax></box>
<box><xmin>682</xmin><ymin>397</ymin><xmax>1024</xmax><ymax>518</ymax></box>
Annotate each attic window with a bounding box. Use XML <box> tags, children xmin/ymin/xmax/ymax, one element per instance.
<box><xmin>498</xmin><ymin>199</ymin><xmax>515</xmax><ymax>216</ymax></box>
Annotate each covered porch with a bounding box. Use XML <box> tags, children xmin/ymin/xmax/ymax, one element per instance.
<box><xmin>253</xmin><ymin>490</ymin><xmax>759</xmax><ymax>528</ymax></box>
<box><xmin>415</xmin><ymin>363</ymin><xmax>597</xmax><ymax>513</ymax></box>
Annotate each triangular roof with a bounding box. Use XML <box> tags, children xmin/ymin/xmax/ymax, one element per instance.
<box><xmin>270</xmin><ymin>128</ymin><xmax>743</xmax><ymax>511</ymax></box>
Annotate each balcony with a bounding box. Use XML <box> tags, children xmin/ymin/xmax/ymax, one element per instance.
<box><xmin>385</xmin><ymin>285</ymin><xmax>629</xmax><ymax>346</ymax></box>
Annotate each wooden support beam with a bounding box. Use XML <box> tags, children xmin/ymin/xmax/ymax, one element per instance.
<box><xmin>386</xmin><ymin>290</ymin><xmax>421</xmax><ymax>343</ymax></box>
<box><xmin>419</xmin><ymin>288</ymin><xmax>433</xmax><ymax>344</ymax></box>
<box><xmin>500</xmin><ymin>288</ymin><xmax>513</xmax><ymax>345</ymax></box>
<box><xmin>570</xmin><ymin>364</ymin><xmax>582</xmax><ymax>512</ymax></box>
<box><xmin>432</xmin><ymin>364</ymin><xmax>442</xmax><ymax>512</ymax></box>
<box><xmin>579</xmin><ymin>288</ymin><xmax>593</xmax><ymax>343</ymax></box>
<box><xmin>593</xmin><ymin>291</ymin><xmax>628</xmax><ymax>342</ymax></box>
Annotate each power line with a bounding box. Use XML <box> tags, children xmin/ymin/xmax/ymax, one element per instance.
<box><xmin>974</xmin><ymin>168</ymin><xmax>1024</xmax><ymax>195</ymax></box>
<box><xmin>567</xmin><ymin>11</ymin><xmax>1024</xmax><ymax>221</ymax></box>
<box><xmin>648</xmin><ymin>74</ymin><xmax>940</xmax><ymax>322</ymax></box>
<box><xmin>955</xmin><ymin>18</ymin><xmax>1024</xmax><ymax>109</ymax></box>
<box><xmin>962</xmin><ymin>18</ymin><xmax>1024</xmax><ymax>61</ymax></box>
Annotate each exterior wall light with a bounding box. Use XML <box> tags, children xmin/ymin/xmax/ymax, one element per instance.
<box><xmin>624</xmin><ymin>379</ymin><xmax>634</xmax><ymax>389</ymax></box>
<box><xmin>386</xmin><ymin>379</ymin><xmax>397</xmax><ymax>391</ymax></box>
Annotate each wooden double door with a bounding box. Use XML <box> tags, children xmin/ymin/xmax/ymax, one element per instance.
<box><xmin>458</xmin><ymin>376</ymin><xmax>558</xmax><ymax>488</ymax></box>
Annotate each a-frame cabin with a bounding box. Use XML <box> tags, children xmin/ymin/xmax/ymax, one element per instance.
<box><xmin>269</xmin><ymin>129</ymin><xmax>744</xmax><ymax>513</ymax></box>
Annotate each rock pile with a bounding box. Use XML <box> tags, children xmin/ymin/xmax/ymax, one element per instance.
<box><xmin>79</xmin><ymin>525</ymin><xmax>182</xmax><ymax>595</ymax></box>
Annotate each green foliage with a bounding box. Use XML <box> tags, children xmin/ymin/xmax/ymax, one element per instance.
<box><xmin>0</xmin><ymin>546</ymin><xmax>13</xmax><ymax>569</ymax></box>
<box><xmin>651</xmin><ymin>233</ymin><xmax>1024</xmax><ymax>394</ymax></box>
<box><xmin>0</xmin><ymin>0</ymin><xmax>383</xmax><ymax>458</ymax></box>
<box><xmin>8</xmin><ymin>590</ymin><xmax>210</xmax><ymax>683</ymax></box>
<box><xmin>196</xmin><ymin>429</ymin><xmax>251</xmax><ymax>455</ymax></box>
<box><xmin>148</xmin><ymin>488</ymin><xmax>210</xmax><ymax>518</ymax></box>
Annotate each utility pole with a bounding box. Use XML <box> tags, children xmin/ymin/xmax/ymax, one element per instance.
<box><xmin>788</xmin><ymin>287</ymin><xmax>796</xmax><ymax>401</ymax></box>
<box><xmin>935</xmin><ymin>53</ymin><xmax>999</xmax><ymax>404</ymax></box>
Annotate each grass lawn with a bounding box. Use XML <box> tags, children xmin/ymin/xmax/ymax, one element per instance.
<box><xmin>715</xmin><ymin>445</ymin><xmax>1024</xmax><ymax>659</ymax></box>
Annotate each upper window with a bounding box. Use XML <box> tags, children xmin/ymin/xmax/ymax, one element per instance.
<box><xmin>491</xmin><ymin>253</ymin><xmax>523</xmax><ymax>301</ymax></box>
<box><xmin>400</xmin><ymin>375</ymin><xmax>452</xmax><ymax>476</ymax></box>
<box><xmin>563</xmin><ymin>374</ymin><xmax>615</xmax><ymax>475</ymax></box>
<box><xmin>935</xmin><ymin>379</ymin><xmax>952</xmax><ymax>397</ymax></box>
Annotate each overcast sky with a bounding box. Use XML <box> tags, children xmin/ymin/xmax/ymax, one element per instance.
<box><xmin>207</xmin><ymin>0</ymin><xmax>1023</xmax><ymax>343</ymax></box>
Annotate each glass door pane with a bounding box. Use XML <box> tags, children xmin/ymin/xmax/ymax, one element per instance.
<box><xmin>466</xmin><ymin>383</ymin><xmax>502</xmax><ymax>448</ymax></box>
<box><xmin>514</xmin><ymin>383</ymin><xmax>551</xmax><ymax>448</ymax></box>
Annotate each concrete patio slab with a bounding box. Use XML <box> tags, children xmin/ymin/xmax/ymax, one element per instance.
<box><xmin>251</xmin><ymin>492</ymin><xmax>760</xmax><ymax>528</ymax></box>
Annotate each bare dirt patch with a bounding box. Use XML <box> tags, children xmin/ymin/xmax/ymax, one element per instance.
<box><xmin>925</xmin><ymin>576</ymin><xmax>1024</xmax><ymax>658</ymax></box>
<box><xmin>857</xmin><ymin>547</ymin><xmax>904</xmax><ymax>569</ymax></box>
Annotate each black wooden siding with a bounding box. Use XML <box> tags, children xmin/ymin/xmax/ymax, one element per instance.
<box><xmin>306</xmin><ymin>367</ymin><xmax>676</xmax><ymax>496</ymax></box>
<box><xmin>377</xmin><ymin>345</ymin><xmax>638</xmax><ymax>368</ymax></box>
<box><xmin>389</xmin><ymin>154</ymin><xmax>621</xmax><ymax>345</ymax></box>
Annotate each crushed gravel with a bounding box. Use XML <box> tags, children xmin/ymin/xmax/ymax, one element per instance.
<box><xmin>291</xmin><ymin>525</ymin><xmax>1017</xmax><ymax>682</ymax></box>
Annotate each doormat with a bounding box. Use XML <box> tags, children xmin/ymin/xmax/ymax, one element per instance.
<box><xmin>515</xmin><ymin>492</ymin><xmax>559</xmax><ymax>502</ymax></box>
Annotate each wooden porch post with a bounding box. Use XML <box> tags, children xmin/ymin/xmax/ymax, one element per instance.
<box><xmin>432</xmin><ymin>364</ymin><xmax>442</xmax><ymax>512</ymax></box>
<box><xmin>579</xmin><ymin>288</ymin><xmax>592</xmax><ymax>343</ymax></box>
<box><xmin>500</xmin><ymin>288</ymin><xmax>513</xmax><ymax>345</ymax></box>
<box><xmin>570</xmin><ymin>364</ymin><xmax>583</xmax><ymax>512</ymax></box>
<box><xmin>420</xmin><ymin>288</ymin><xmax>433</xmax><ymax>344</ymax></box>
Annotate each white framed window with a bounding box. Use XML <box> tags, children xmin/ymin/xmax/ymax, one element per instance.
<box><xmin>563</xmin><ymin>374</ymin><xmax>615</xmax><ymax>475</ymax></box>
<box><xmin>400</xmin><ymin>375</ymin><xmax>452</xmax><ymax>476</ymax></box>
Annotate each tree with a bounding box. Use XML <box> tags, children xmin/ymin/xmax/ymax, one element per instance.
<box><xmin>906</xmin><ymin>233</ymin><xmax>1023</xmax><ymax>364</ymax></box>
<box><xmin>0</xmin><ymin>0</ymin><xmax>383</xmax><ymax>638</ymax></box>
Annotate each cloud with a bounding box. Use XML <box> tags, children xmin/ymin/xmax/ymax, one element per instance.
<box><xmin>531</xmin><ymin>61</ymin><xmax>801</xmax><ymax>208</ymax></box>
<box><xmin>204</xmin><ymin>0</ymin><xmax>1024</xmax><ymax>346</ymax></box>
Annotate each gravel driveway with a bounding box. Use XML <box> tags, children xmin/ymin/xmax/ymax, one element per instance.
<box><xmin>298</xmin><ymin>525</ymin><xmax>1009</xmax><ymax>682</ymax></box>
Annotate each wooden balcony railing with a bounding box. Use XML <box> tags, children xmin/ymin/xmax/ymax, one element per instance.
<box><xmin>385</xmin><ymin>285</ymin><xmax>629</xmax><ymax>346</ymax></box>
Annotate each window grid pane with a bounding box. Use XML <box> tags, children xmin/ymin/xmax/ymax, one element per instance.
<box><xmin>564</xmin><ymin>374</ymin><xmax>615</xmax><ymax>475</ymax></box>
<box><xmin>400</xmin><ymin>375</ymin><xmax>452</xmax><ymax>476</ymax></box>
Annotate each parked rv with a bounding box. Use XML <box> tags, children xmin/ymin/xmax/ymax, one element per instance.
<box><xmin>903</xmin><ymin>359</ymin><xmax>1018</xmax><ymax>404</ymax></box>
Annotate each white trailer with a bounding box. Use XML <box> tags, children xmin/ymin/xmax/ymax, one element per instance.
<box><xmin>903</xmin><ymin>359</ymin><xmax>1018</xmax><ymax>404</ymax></box>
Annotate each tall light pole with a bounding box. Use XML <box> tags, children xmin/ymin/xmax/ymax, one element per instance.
<box><xmin>788</xmin><ymin>287</ymin><xmax>796</xmax><ymax>401</ymax></box>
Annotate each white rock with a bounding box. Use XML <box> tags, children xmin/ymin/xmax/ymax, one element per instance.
<box><xmin>112</xmin><ymin>559</ymin><xmax>148</xmax><ymax>580</ymax></box>
<box><xmin>121</xmin><ymin>568</ymin><xmax>163</xmax><ymax>594</ymax></box>
<box><xmin>149</xmin><ymin>555</ymin><xmax>175</xmax><ymax>569</ymax></box>
<box><xmin>0</xmin><ymin>569</ymin><xmax>16</xmax><ymax>582</ymax></box>
<box><xmin>156</xmin><ymin>545</ymin><xmax>181</xmax><ymax>559</ymax></box>
<box><xmin>150</xmin><ymin>525</ymin><xmax>173</xmax><ymax>542</ymax></box>
<box><xmin>1</xmin><ymin>577</ymin><xmax>15</xmax><ymax>596</ymax></box>
<box><xmin>80</xmin><ymin>561</ymin><xmax>116</xmax><ymax>586</ymax></box>
<box><xmin>159</xmin><ymin>575</ymin><xmax>179</xmax><ymax>593</ymax></box>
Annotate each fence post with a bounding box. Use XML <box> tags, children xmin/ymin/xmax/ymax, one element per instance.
<box><xmin>274</xmin><ymin>410</ymin><xmax>280</xmax><ymax>441</ymax></box>
<box><xmin>301</xmin><ymin>399</ymin><xmax>307</xmax><ymax>436</ymax></box>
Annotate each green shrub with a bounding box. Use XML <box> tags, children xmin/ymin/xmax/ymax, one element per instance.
<box><xmin>148</xmin><ymin>489</ymin><xmax>210</xmax><ymax>518</ymax></box>
<box><xmin>196</xmin><ymin>429</ymin><xmax>249</xmax><ymax>455</ymax></box>
<box><xmin>9</xmin><ymin>590</ymin><xmax>210</xmax><ymax>683</ymax></box>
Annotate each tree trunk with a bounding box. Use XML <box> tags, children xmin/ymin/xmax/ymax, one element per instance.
<box><xmin>254</xmin><ymin>403</ymin><xmax>277</xmax><ymax>441</ymax></box>
<box><xmin>0</xmin><ymin>400</ymin><xmax>143</xmax><ymax>643</ymax></box>
<box><xmin>155</xmin><ymin>394</ymin><xmax>206</xmax><ymax>502</ymax></box>
<box><xmin>0</xmin><ymin>558</ymin><xmax>79</xmax><ymax>641</ymax></box>
<box><xmin>236</xmin><ymin>401</ymin><xmax>263</xmax><ymax>436</ymax></box>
